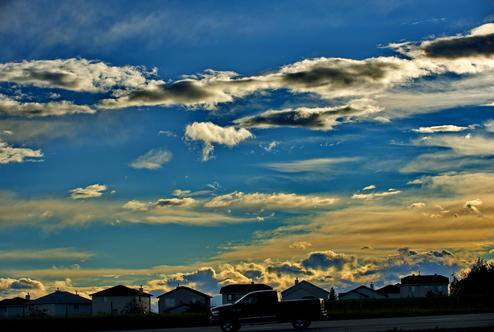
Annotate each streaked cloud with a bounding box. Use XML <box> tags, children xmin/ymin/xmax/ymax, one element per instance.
<box><xmin>155</xmin><ymin>197</ymin><xmax>196</xmax><ymax>207</ymax></box>
<box><xmin>0</xmin><ymin>248</ymin><xmax>93</xmax><ymax>261</ymax></box>
<box><xmin>412</xmin><ymin>125</ymin><xmax>468</xmax><ymax>133</ymax></box>
<box><xmin>263</xmin><ymin>157</ymin><xmax>358</xmax><ymax>173</ymax></box>
<box><xmin>352</xmin><ymin>189</ymin><xmax>401</xmax><ymax>200</ymax></box>
<box><xmin>204</xmin><ymin>191</ymin><xmax>338</xmax><ymax>209</ymax></box>
<box><xmin>0</xmin><ymin>94</ymin><xmax>95</xmax><ymax>117</ymax></box>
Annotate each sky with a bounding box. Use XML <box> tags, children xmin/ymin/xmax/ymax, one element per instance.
<box><xmin>1</xmin><ymin>0</ymin><xmax>494</xmax><ymax>303</ymax></box>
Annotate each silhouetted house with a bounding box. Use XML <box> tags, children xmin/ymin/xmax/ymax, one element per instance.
<box><xmin>0</xmin><ymin>296</ymin><xmax>30</xmax><ymax>318</ymax></box>
<box><xmin>281</xmin><ymin>279</ymin><xmax>330</xmax><ymax>300</ymax></box>
<box><xmin>339</xmin><ymin>285</ymin><xmax>386</xmax><ymax>300</ymax></box>
<box><xmin>91</xmin><ymin>285</ymin><xmax>151</xmax><ymax>315</ymax></box>
<box><xmin>400</xmin><ymin>274</ymin><xmax>449</xmax><ymax>298</ymax></box>
<box><xmin>220</xmin><ymin>283</ymin><xmax>272</xmax><ymax>304</ymax></box>
<box><xmin>157</xmin><ymin>286</ymin><xmax>211</xmax><ymax>314</ymax></box>
<box><xmin>377</xmin><ymin>283</ymin><xmax>401</xmax><ymax>299</ymax></box>
<box><xmin>31</xmin><ymin>290</ymin><xmax>91</xmax><ymax>317</ymax></box>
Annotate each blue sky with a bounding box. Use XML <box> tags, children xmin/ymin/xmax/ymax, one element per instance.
<box><xmin>1</xmin><ymin>0</ymin><xmax>494</xmax><ymax>299</ymax></box>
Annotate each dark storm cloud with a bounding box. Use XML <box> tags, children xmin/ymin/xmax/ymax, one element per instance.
<box><xmin>234</xmin><ymin>103</ymin><xmax>379</xmax><ymax>131</ymax></box>
<box><xmin>301</xmin><ymin>251</ymin><xmax>350</xmax><ymax>270</ymax></box>
<box><xmin>397</xmin><ymin>247</ymin><xmax>418</xmax><ymax>256</ymax></box>
<box><xmin>123</xmin><ymin>80</ymin><xmax>214</xmax><ymax>104</ymax></box>
<box><xmin>424</xmin><ymin>33</ymin><xmax>494</xmax><ymax>58</ymax></box>
<box><xmin>427</xmin><ymin>249</ymin><xmax>454</xmax><ymax>258</ymax></box>
<box><xmin>281</xmin><ymin>61</ymin><xmax>398</xmax><ymax>89</ymax></box>
<box><xmin>14</xmin><ymin>69</ymin><xmax>77</xmax><ymax>89</ymax></box>
<box><xmin>236</xmin><ymin>107</ymin><xmax>349</xmax><ymax>129</ymax></box>
<box><xmin>100</xmin><ymin>57</ymin><xmax>417</xmax><ymax>109</ymax></box>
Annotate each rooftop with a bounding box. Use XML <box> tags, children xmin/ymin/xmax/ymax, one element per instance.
<box><xmin>0</xmin><ymin>297</ymin><xmax>28</xmax><ymax>306</ymax></box>
<box><xmin>32</xmin><ymin>291</ymin><xmax>91</xmax><ymax>305</ymax></box>
<box><xmin>377</xmin><ymin>283</ymin><xmax>401</xmax><ymax>294</ymax></box>
<box><xmin>158</xmin><ymin>286</ymin><xmax>212</xmax><ymax>299</ymax></box>
<box><xmin>401</xmin><ymin>274</ymin><xmax>449</xmax><ymax>285</ymax></box>
<box><xmin>281</xmin><ymin>280</ymin><xmax>330</xmax><ymax>296</ymax></box>
<box><xmin>91</xmin><ymin>285</ymin><xmax>152</xmax><ymax>297</ymax></box>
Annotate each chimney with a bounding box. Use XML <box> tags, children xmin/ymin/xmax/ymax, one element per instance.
<box><xmin>370</xmin><ymin>283</ymin><xmax>375</xmax><ymax>290</ymax></box>
<box><xmin>26</xmin><ymin>293</ymin><xmax>30</xmax><ymax>301</ymax></box>
<box><xmin>139</xmin><ymin>285</ymin><xmax>144</xmax><ymax>293</ymax></box>
<box><xmin>295</xmin><ymin>278</ymin><xmax>299</xmax><ymax>285</ymax></box>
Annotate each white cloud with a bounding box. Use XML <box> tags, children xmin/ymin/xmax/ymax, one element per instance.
<box><xmin>412</xmin><ymin>125</ymin><xmax>468</xmax><ymax>133</ymax></box>
<box><xmin>0</xmin><ymin>139</ymin><xmax>43</xmax><ymax>164</ymax></box>
<box><xmin>407</xmin><ymin>178</ymin><xmax>424</xmax><ymax>185</ymax></box>
<box><xmin>0</xmin><ymin>94</ymin><xmax>95</xmax><ymax>117</ymax></box>
<box><xmin>172</xmin><ymin>189</ymin><xmax>192</xmax><ymax>197</ymax></box>
<box><xmin>70</xmin><ymin>184</ymin><xmax>107</xmax><ymax>199</ymax></box>
<box><xmin>0</xmin><ymin>277</ymin><xmax>45</xmax><ymax>297</ymax></box>
<box><xmin>288</xmin><ymin>241</ymin><xmax>312</xmax><ymax>250</ymax></box>
<box><xmin>204</xmin><ymin>192</ymin><xmax>338</xmax><ymax>209</ymax></box>
<box><xmin>184</xmin><ymin>122</ymin><xmax>253</xmax><ymax>161</ymax></box>
<box><xmin>130</xmin><ymin>148</ymin><xmax>172</xmax><ymax>170</ymax></box>
<box><xmin>362</xmin><ymin>185</ymin><xmax>376</xmax><ymax>191</ymax></box>
<box><xmin>409</xmin><ymin>202</ymin><xmax>426</xmax><ymax>209</ymax></box>
<box><xmin>484</xmin><ymin>120</ymin><xmax>494</xmax><ymax>133</ymax></box>
<box><xmin>464</xmin><ymin>199</ymin><xmax>483</xmax><ymax>215</ymax></box>
<box><xmin>262</xmin><ymin>141</ymin><xmax>279</xmax><ymax>152</ymax></box>
<box><xmin>352</xmin><ymin>189</ymin><xmax>401</xmax><ymax>200</ymax></box>
<box><xmin>122</xmin><ymin>200</ymin><xmax>150</xmax><ymax>211</ymax></box>
<box><xmin>0</xmin><ymin>58</ymin><xmax>151</xmax><ymax>93</ymax></box>
<box><xmin>416</xmin><ymin>135</ymin><xmax>494</xmax><ymax>156</ymax></box>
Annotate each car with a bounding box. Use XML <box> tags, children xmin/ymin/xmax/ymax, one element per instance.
<box><xmin>210</xmin><ymin>289</ymin><xmax>327</xmax><ymax>332</ymax></box>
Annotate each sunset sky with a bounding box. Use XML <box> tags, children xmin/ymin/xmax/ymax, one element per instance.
<box><xmin>1</xmin><ymin>0</ymin><xmax>494</xmax><ymax>303</ymax></box>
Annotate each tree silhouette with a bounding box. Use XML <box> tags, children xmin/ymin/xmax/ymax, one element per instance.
<box><xmin>450</xmin><ymin>258</ymin><xmax>494</xmax><ymax>298</ymax></box>
<box><xmin>329</xmin><ymin>287</ymin><xmax>337</xmax><ymax>301</ymax></box>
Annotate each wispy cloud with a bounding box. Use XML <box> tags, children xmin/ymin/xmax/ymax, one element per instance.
<box><xmin>0</xmin><ymin>248</ymin><xmax>93</xmax><ymax>261</ymax></box>
<box><xmin>263</xmin><ymin>157</ymin><xmax>358</xmax><ymax>173</ymax></box>
<box><xmin>130</xmin><ymin>148</ymin><xmax>172</xmax><ymax>170</ymax></box>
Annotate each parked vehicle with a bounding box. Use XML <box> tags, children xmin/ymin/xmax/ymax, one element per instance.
<box><xmin>210</xmin><ymin>290</ymin><xmax>327</xmax><ymax>332</ymax></box>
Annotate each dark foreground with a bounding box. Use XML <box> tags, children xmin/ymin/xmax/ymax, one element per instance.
<box><xmin>100</xmin><ymin>313</ymin><xmax>494</xmax><ymax>332</ymax></box>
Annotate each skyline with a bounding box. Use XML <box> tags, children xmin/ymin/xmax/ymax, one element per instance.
<box><xmin>1</xmin><ymin>0</ymin><xmax>494</xmax><ymax>304</ymax></box>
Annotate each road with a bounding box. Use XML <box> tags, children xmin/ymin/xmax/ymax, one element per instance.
<box><xmin>101</xmin><ymin>313</ymin><xmax>494</xmax><ymax>332</ymax></box>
